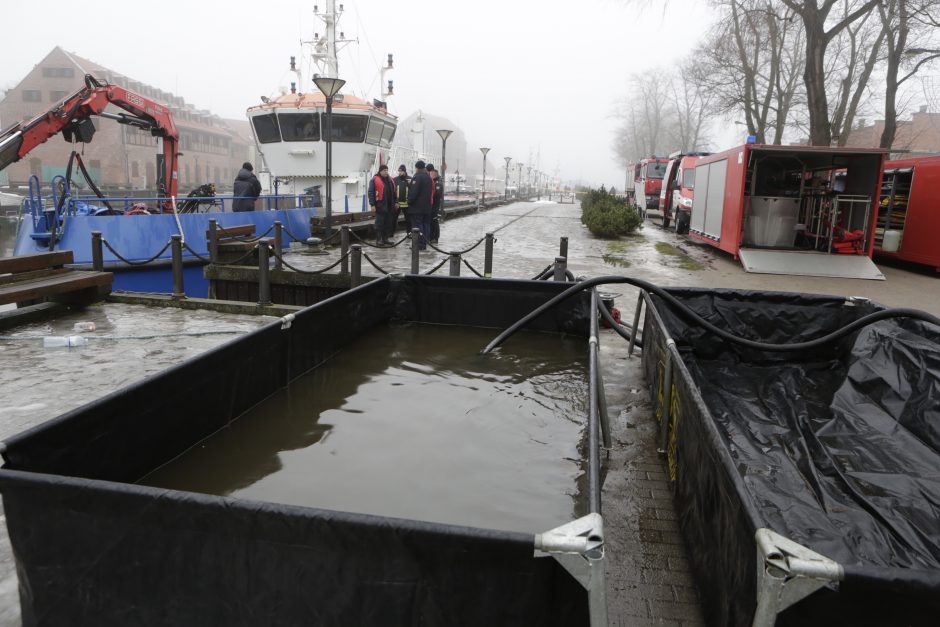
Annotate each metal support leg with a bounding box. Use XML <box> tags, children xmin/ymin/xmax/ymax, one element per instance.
<box><xmin>535</xmin><ymin>514</ymin><xmax>608</xmax><ymax>627</ymax></box>
<box><xmin>554</xmin><ymin>256</ymin><xmax>567</xmax><ymax>281</ymax></box>
<box><xmin>628</xmin><ymin>295</ymin><xmax>643</xmax><ymax>356</ymax></box>
<box><xmin>559</xmin><ymin>236</ymin><xmax>569</xmax><ymax>260</ymax></box>
<box><xmin>658</xmin><ymin>339</ymin><xmax>675</xmax><ymax>455</ymax></box>
<box><xmin>752</xmin><ymin>529</ymin><xmax>843</xmax><ymax>627</ymax></box>
<box><xmin>449</xmin><ymin>254</ymin><xmax>461</xmax><ymax>276</ymax></box>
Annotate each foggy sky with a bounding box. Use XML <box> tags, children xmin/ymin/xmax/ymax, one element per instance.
<box><xmin>0</xmin><ymin>0</ymin><xmax>719</xmax><ymax>188</ymax></box>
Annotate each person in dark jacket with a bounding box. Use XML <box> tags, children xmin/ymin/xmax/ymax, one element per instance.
<box><xmin>392</xmin><ymin>164</ymin><xmax>410</xmax><ymax>238</ymax></box>
<box><xmin>368</xmin><ymin>164</ymin><xmax>397</xmax><ymax>246</ymax></box>
<box><xmin>232</xmin><ymin>162</ymin><xmax>262</xmax><ymax>212</ymax></box>
<box><xmin>407</xmin><ymin>160</ymin><xmax>433</xmax><ymax>250</ymax></box>
<box><xmin>427</xmin><ymin>163</ymin><xmax>443</xmax><ymax>244</ymax></box>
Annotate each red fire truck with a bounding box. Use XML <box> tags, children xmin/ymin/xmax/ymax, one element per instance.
<box><xmin>626</xmin><ymin>157</ymin><xmax>670</xmax><ymax>215</ymax></box>
<box><xmin>686</xmin><ymin>143</ymin><xmax>887</xmax><ymax>279</ymax></box>
<box><xmin>658</xmin><ymin>152</ymin><xmax>711</xmax><ymax>232</ymax></box>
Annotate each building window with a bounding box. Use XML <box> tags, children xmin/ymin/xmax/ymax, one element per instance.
<box><xmin>22</xmin><ymin>90</ymin><xmax>41</xmax><ymax>102</ymax></box>
<box><xmin>184</xmin><ymin>164</ymin><xmax>190</xmax><ymax>184</ymax></box>
<box><xmin>50</xmin><ymin>91</ymin><xmax>69</xmax><ymax>102</ymax></box>
<box><xmin>42</xmin><ymin>67</ymin><xmax>75</xmax><ymax>78</ymax></box>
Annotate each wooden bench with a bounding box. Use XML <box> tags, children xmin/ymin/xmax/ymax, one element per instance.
<box><xmin>0</xmin><ymin>250</ymin><xmax>112</xmax><ymax>307</ymax></box>
<box><xmin>206</xmin><ymin>224</ymin><xmax>260</xmax><ymax>264</ymax></box>
<box><xmin>310</xmin><ymin>210</ymin><xmax>376</xmax><ymax>235</ymax></box>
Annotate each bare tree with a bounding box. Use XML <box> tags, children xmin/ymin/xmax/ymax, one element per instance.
<box><xmin>667</xmin><ymin>60</ymin><xmax>715</xmax><ymax>151</ymax></box>
<box><xmin>612</xmin><ymin>69</ymin><xmax>673</xmax><ymax>164</ymax></box>
<box><xmin>878</xmin><ymin>0</ymin><xmax>940</xmax><ymax>148</ymax></box>
<box><xmin>781</xmin><ymin>0</ymin><xmax>880</xmax><ymax>145</ymax></box>
<box><xmin>695</xmin><ymin>0</ymin><xmax>803</xmax><ymax>144</ymax></box>
<box><xmin>826</xmin><ymin>0</ymin><xmax>886</xmax><ymax>145</ymax></box>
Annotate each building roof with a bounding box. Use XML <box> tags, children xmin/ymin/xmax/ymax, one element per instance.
<box><xmin>843</xmin><ymin>107</ymin><xmax>940</xmax><ymax>157</ymax></box>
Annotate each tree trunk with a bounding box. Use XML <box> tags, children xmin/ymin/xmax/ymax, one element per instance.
<box><xmin>803</xmin><ymin>17</ymin><xmax>832</xmax><ymax>145</ymax></box>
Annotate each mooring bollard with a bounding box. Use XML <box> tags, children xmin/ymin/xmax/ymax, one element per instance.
<box><xmin>449</xmin><ymin>253</ymin><xmax>461</xmax><ymax>276</ymax></box>
<box><xmin>273</xmin><ymin>221</ymin><xmax>283</xmax><ymax>271</ymax></box>
<box><xmin>170</xmin><ymin>234</ymin><xmax>184</xmax><ymax>298</ymax></box>
<box><xmin>351</xmin><ymin>244</ymin><xmax>362</xmax><ymax>288</ymax></box>
<box><xmin>411</xmin><ymin>228</ymin><xmax>421</xmax><ymax>274</ymax></box>
<box><xmin>553</xmin><ymin>256</ymin><xmax>567</xmax><ymax>281</ymax></box>
<box><xmin>341</xmin><ymin>226</ymin><xmax>350</xmax><ymax>275</ymax></box>
<box><xmin>258</xmin><ymin>242</ymin><xmax>271</xmax><ymax>306</ymax></box>
<box><xmin>484</xmin><ymin>232</ymin><xmax>494</xmax><ymax>278</ymax></box>
<box><xmin>207</xmin><ymin>219</ymin><xmax>219</xmax><ymax>263</ymax></box>
<box><xmin>559</xmin><ymin>236</ymin><xmax>569</xmax><ymax>261</ymax></box>
<box><xmin>91</xmin><ymin>231</ymin><xmax>103</xmax><ymax>272</ymax></box>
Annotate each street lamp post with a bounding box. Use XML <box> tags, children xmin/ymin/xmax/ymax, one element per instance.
<box><xmin>517</xmin><ymin>162</ymin><xmax>523</xmax><ymax>199</ymax></box>
<box><xmin>313</xmin><ymin>76</ymin><xmax>347</xmax><ymax>239</ymax></box>
<box><xmin>479</xmin><ymin>147</ymin><xmax>490</xmax><ymax>208</ymax></box>
<box><xmin>527</xmin><ymin>166</ymin><xmax>532</xmax><ymax>199</ymax></box>
<box><xmin>503</xmin><ymin>156</ymin><xmax>512</xmax><ymax>200</ymax></box>
<box><xmin>436</xmin><ymin>129</ymin><xmax>452</xmax><ymax>217</ymax></box>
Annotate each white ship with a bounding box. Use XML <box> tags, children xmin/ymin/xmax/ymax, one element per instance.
<box><xmin>247</xmin><ymin>1</ymin><xmax>397</xmax><ymax>213</ymax></box>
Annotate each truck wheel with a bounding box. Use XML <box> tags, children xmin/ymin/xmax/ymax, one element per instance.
<box><xmin>662</xmin><ymin>215</ymin><xmax>670</xmax><ymax>229</ymax></box>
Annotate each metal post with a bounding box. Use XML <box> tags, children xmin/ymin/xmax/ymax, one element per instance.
<box><xmin>484</xmin><ymin>232</ymin><xmax>494</xmax><ymax>278</ymax></box>
<box><xmin>449</xmin><ymin>254</ymin><xmax>461</xmax><ymax>276</ymax></box>
<box><xmin>504</xmin><ymin>156</ymin><xmax>512</xmax><ymax>200</ymax></box>
<box><xmin>628</xmin><ymin>295</ymin><xmax>643</xmax><ymax>356</ymax></box>
<box><xmin>341</xmin><ymin>225</ymin><xmax>350</xmax><ymax>275</ymax></box>
<box><xmin>411</xmin><ymin>228</ymin><xmax>421</xmax><ymax>274</ymax></box>
<box><xmin>170</xmin><ymin>234</ymin><xmax>184</xmax><ymax>298</ymax></box>
<box><xmin>273</xmin><ymin>221</ymin><xmax>283</xmax><ymax>271</ymax></box>
<box><xmin>91</xmin><ymin>231</ymin><xmax>104</xmax><ymax>272</ymax></box>
<box><xmin>554</xmin><ymin>256</ymin><xmax>567</xmax><ymax>281</ymax></box>
<box><xmin>658</xmin><ymin>340</ymin><xmax>675</xmax><ymax>455</ymax></box>
<box><xmin>325</xmin><ymin>95</ymin><xmax>333</xmax><ymax>239</ymax></box>
<box><xmin>350</xmin><ymin>244</ymin><xmax>362</xmax><ymax>288</ymax></box>
<box><xmin>559</xmin><ymin>236</ymin><xmax>569</xmax><ymax>261</ymax></box>
<box><xmin>258</xmin><ymin>242</ymin><xmax>271</xmax><ymax>306</ymax></box>
<box><xmin>208</xmin><ymin>219</ymin><xmax>219</xmax><ymax>263</ymax></box>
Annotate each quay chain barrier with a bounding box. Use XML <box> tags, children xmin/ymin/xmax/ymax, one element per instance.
<box><xmin>482</xmin><ymin>274</ymin><xmax>940</xmax><ymax>355</ymax></box>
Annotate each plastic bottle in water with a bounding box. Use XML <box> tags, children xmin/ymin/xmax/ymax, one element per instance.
<box><xmin>73</xmin><ymin>321</ymin><xmax>96</xmax><ymax>332</ymax></box>
<box><xmin>42</xmin><ymin>335</ymin><xmax>88</xmax><ymax>348</ymax></box>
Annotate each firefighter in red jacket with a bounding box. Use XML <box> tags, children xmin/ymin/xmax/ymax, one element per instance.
<box><xmin>368</xmin><ymin>164</ymin><xmax>398</xmax><ymax>246</ymax></box>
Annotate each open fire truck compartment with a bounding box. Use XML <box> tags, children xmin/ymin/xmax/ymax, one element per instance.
<box><xmin>688</xmin><ymin>144</ymin><xmax>887</xmax><ymax>280</ymax></box>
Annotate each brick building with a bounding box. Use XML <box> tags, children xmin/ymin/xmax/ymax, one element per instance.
<box><xmin>844</xmin><ymin>106</ymin><xmax>940</xmax><ymax>157</ymax></box>
<box><xmin>0</xmin><ymin>47</ymin><xmax>252</xmax><ymax>193</ymax></box>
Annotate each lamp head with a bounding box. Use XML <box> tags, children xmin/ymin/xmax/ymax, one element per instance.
<box><xmin>313</xmin><ymin>76</ymin><xmax>346</xmax><ymax>99</ymax></box>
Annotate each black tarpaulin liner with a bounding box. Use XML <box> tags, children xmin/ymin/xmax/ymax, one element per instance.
<box><xmin>642</xmin><ymin>288</ymin><xmax>940</xmax><ymax>626</ymax></box>
<box><xmin>0</xmin><ymin>275</ymin><xmax>593</xmax><ymax>627</ymax></box>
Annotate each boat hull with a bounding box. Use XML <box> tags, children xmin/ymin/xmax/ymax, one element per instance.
<box><xmin>13</xmin><ymin>207</ymin><xmax>319</xmax><ymax>297</ymax></box>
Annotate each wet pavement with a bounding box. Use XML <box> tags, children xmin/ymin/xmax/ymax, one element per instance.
<box><xmin>1</xmin><ymin>200</ymin><xmax>938</xmax><ymax>625</ymax></box>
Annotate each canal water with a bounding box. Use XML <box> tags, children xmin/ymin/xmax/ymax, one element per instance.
<box><xmin>140</xmin><ymin>323</ymin><xmax>589</xmax><ymax>533</ymax></box>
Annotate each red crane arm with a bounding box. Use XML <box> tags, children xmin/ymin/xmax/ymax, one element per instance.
<box><xmin>0</xmin><ymin>75</ymin><xmax>179</xmax><ymax>198</ymax></box>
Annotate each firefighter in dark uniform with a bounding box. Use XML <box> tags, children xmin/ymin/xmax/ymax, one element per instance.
<box><xmin>368</xmin><ymin>164</ymin><xmax>397</xmax><ymax>246</ymax></box>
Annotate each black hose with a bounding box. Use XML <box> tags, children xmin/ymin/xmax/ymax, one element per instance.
<box><xmin>481</xmin><ymin>275</ymin><xmax>940</xmax><ymax>354</ymax></box>
<box><xmin>597</xmin><ymin>298</ymin><xmax>641</xmax><ymax>347</ymax></box>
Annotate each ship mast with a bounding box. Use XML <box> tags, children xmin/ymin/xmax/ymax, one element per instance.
<box><xmin>308</xmin><ymin>1</ymin><xmax>354</xmax><ymax>81</ymax></box>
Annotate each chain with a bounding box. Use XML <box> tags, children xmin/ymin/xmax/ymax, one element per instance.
<box><xmin>462</xmin><ymin>258</ymin><xmax>484</xmax><ymax>277</ymax></box>
<box><xmin>426</xmin><ymin>233</ymin><xmax>487</xmax><ymax>256</ymax></box>
<box><xmin>102</xmin><ymin>238</ymin><xmax>172</xmax><ymax>266</ymax></box>
<box><xmin>181</xmin><ymin>242</ymin><xmax>213</xmax><ymax>263</ymax></box>
<box><xmin>270</xmin><ymin>247</ymin><xmax>348</xmax><ymax>274</ymax></box>
<box><xmin>230</xmin><ymin>223</ymin><xmax>276</xmax><ymax>242</ymax></box>
<box><xmin>214</xmin><ymin>243</ymin><xmax>263</xmax><ymax>266</ymax></box>
<box><xmin>423</xmin><ymin>257</ymin><xmax>449</xmax><ymax>275</ymax></box>
<box><xmin>361</xmin><ymin>253</ymin><xmax>391</xmax><ymax>275</ymax></box>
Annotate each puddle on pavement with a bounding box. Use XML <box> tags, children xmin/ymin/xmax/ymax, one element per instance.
<box><xmin>140</xmin><ymin>324</ymin><xmax>589</xmax><ymax>533</ymax></box>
